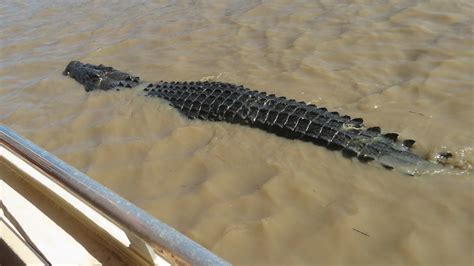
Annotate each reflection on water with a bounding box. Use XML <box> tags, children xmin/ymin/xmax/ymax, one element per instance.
<box><xmin>1</xmin><ymin>1</ymin><xmax>473</xmax><ymax>265</ymax></box>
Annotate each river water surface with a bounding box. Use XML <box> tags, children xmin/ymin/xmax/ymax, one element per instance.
<box><xmin>1</xmin><ymin>1</ymin><xmax>473</xmax><ymax>265</ymax></box>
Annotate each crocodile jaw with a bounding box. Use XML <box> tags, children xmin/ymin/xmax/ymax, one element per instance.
<box><xmin>63</xmin><ymin>61</ymin><xmax>140</xmax><ymax>91</ymax></box>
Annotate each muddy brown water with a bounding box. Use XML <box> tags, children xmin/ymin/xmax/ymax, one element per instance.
<box><xmin>1</xmin><ymin>1</ymin><xmax>473</xmax><ymax>265</ymax></box>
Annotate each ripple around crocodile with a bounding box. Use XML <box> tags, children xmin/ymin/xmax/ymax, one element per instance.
<box><xmin>63</xmin><ymin>60</ymin><xmax>446</xmax><ymax>175</ymax></box>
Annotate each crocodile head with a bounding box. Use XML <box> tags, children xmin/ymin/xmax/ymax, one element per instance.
<box><xmin>63</xmin><ymin>61</ymin><xmax>140</xmax><ymax>91</ymax></box>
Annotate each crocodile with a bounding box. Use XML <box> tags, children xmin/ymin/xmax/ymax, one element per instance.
<box><xmin>63</xmin><ymin>60</ymin><xmax>445</xmax><ymax>175</ymax></box>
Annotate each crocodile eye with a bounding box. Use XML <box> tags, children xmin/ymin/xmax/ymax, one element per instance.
<box><xmin>91</xmin><ymin>73</ymin><xmax>101</xmax><ymax>81</ymax></box>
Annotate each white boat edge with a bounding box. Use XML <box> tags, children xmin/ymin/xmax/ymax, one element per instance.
<box><xmin>0</xmin><ymin>124</ymin><xmax>231</xmax><ymax>266</ymax></box>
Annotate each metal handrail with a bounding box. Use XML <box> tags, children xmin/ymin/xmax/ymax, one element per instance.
<box><xmin>0</xmin><ymin>125</ymin><xmax>230</xmax><ymax>266</ymax></box>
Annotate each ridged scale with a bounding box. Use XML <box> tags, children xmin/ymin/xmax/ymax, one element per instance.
<box><xmin>145</xmin><ymin>81</ymin><xmax>407</xmax><ymax>162</ymax></box>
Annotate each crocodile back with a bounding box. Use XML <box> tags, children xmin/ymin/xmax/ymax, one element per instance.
<box><xmin>145</xmin><ymin>80</ymin><xmax>438</xmax><ymax>175</ymax></box>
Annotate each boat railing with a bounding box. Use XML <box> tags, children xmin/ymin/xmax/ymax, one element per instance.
<box><xmin>0</xmin><ymin>124</ymin><xmax>230</xmax><ymax>265</ymax></box>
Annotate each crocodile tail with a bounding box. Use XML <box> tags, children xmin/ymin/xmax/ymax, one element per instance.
<box><xmin>344</xmin><ymin>131</ymin><xmax>443</xmax><ymax>175</ymax></box>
